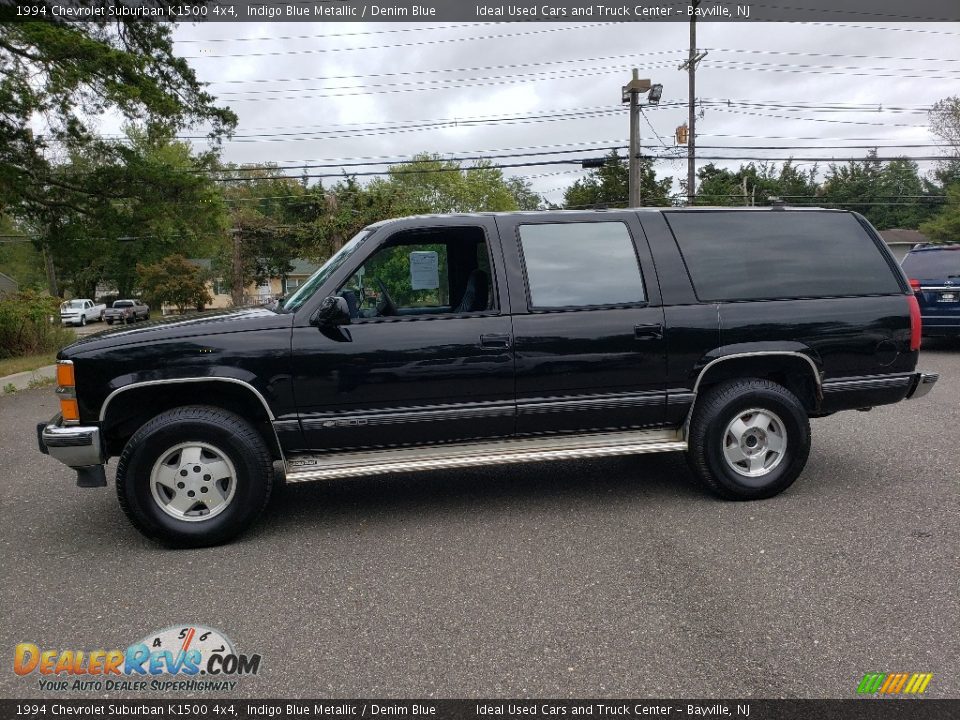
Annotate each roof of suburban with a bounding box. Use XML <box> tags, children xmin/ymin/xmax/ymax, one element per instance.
<box><xmin>365</xmin><ymin>206</ymin><xmax>844</xmax><ymax>228</ymax></box>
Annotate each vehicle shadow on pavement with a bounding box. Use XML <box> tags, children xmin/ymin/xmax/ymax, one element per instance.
<box><xmin>260</xmin><ymin>451</ymin><xmax>704</xmax><ymax>534</ymax></box>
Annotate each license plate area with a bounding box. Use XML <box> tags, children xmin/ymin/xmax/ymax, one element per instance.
<box><xmin>938</xmin><ymin>292</ymin><xmax>957</xmax><ymax>302</ymax></box>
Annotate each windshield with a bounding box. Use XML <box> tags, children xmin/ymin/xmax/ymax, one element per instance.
<box><xmin>902</xmin><ymin>246</ymin><xmax>960</xmax><ymax>278</ymax></box>
<box><xmin>63</xmin><ymin>300</ymin><xmax>84</xmax><ymax>308</ymax></box>
<box><xmin>114</xmin><ymin>301</ymin><xmax>133</xmax><ymax>307</ymax></box>
<box><xmin>280</xmin><ymin>230</ymin><xmax>371</xmax><ymax>312</ymax></box>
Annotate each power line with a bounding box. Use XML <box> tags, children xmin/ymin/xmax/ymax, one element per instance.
<box><xmin>174</xmin><ymin>22</ymin><xmax>499</xmax><ymax>44</ymax></box>
<box><xmin>181</xmin><ymin>23</ymin><xmax>621</xmax><ymax>59</ymax></box>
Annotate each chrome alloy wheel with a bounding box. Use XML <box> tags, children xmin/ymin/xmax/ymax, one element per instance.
<box><xmin>722</xmin><ymin>408</ymin><xmax>788</xmax><ymax>478</ymax></box>
<box><xmin>149</xmin><ymin>442</ymin><xmax>237</xmax><ymax>522</ymax></box>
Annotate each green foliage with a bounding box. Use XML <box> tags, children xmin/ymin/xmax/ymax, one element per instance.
<box><xmin>820</xmin><ymin>151</ymin><xmax>941</xmax><ymax>230</ymax></box>
<box><xmin>27</xmin><ymin>375</ymin><xmax>55</xmax><ymax>389</ymax></box>
<box><xmin>929</xmin><ymin>96</ymin><xmax>960</xmax><ymax>152</ymax></box>
<box><xmin>384</xmin><ymin>155</ymin><xmax>523</xmax><ymax>215</ymax></box>
<box><xmin>1</xmin><ymin>8</ymin><xmax>236</xmax><ymax>216</ymax></box>
<box><xmin>0</xmin><ymin>215</ymin><xmax>45</xmax><ymax>289</ymax></box>
<box><xmin>137</xmin><ymin>254</ymin><xmax>211</xmax><ymax>314</ymax></box>
<box><xmin>920</xmin><ymin>185</ymin><xmax>960</xmax><ymax>243</ymax></box>
<box><xmin>563</xmin><ymin>150</ymin><xmax>672</xmax><ymax>208</ymax></box>
<box><xmin>0</xmin><ymin>291</ymin><xmax>74</xmax><ymax>359</ymax></box>
<box><xmin>695</xmin><ymin>160</ymin><xmax>819</xmax><ymax>207</ymax></box>
<box><xmin>2</xmin><ymin>383</ymin><xmax>14</xmax><ymax>394</ymax></box>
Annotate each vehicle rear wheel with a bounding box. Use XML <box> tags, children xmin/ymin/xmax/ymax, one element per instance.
<box><xmin>686</xmin><ymin>378</ymin><xmax>810</xmax><ymax>500</ymax></box>
<box><xmin>116</xmin><ymin>406</ymin><xmax>274</xmax><ymax>547</ymax></box>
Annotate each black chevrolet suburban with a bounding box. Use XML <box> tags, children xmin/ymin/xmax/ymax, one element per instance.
<box><xmin>38</xmin><ymin>208</ymin><xmax>939</xmax><ymax>547</ymax></box>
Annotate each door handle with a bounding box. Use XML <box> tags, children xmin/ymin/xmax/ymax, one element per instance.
<box><xmin>634</xmin><ymin>323</ymin><xmax>663</xmax><ymax>341</ymax></box>
<box><xmin>480</xmin><ymin>334</ymin><xmax>512</xmax><ymax>350</ymax></box>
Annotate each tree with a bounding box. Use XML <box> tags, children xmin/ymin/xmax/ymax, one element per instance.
<box><xmin>1</xmin><ymin>7</ymin><xmax>236</xmax><ymax>214</ymax></box>
<box><xmin>562</xmin><ymin>150</ymin><xmax>672</xmax><ymax>208</ymax></box>
<box><xmin>384</xmin><ymin>154</ymin><xmax>524</xmax><ymax>214</ymax></box>
<box><xmin>218</xmin><ymin>166</ymin><xmax>322</xmax><ymax>305</ymax></box>
<box><xmin>137</xmin><ymin>254</ymin><xmax>211</xmax><ymax>314</ymax></box>
<box><xmin>920</xmin><ymin>185</ymin><xmax>960</xmax><ymax>243</ymax></box>
<box><xmin>1</xmin><ymin>6</ymin><xmax>236</xmax><ymax>296</ymax></box>
<box><xmin>929</xmin><ymin>96</ymin><xmax>960</xmax><ymax>155</ymax></box>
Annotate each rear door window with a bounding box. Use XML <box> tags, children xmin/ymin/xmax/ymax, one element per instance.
<box><xmin>665</xmin><ymin>211</ymin><xmax>902</xmax><ymax>301</ymax></box>
<box><xmin>518</xmin><ymin>221</ymin><xmax>646</xmax><ymax>309</ymax></box>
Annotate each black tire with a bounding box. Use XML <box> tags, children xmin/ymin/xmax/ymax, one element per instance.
<box><xmin>125</xmin><ymin>315</ymin><xmax>132</xmax><ymax>325</ymax></box>
<box><xmin>80</xmin><ymin>314</ymin><xmax>86</xmax><ymax>326</ymax></box>
<box><xmin>106</xmin><ymin>319</ymin><xmax>113</xmax><ymax>325</ymax></box>
<box><xmin>116</xmin><ymin>406</ymin><xmax>274</xmax><ymax>547</ymax></box>
<box><xmin>686</xmin><ymin>378</ymin><xmax>810</xmax><ymax>500</ymax></box>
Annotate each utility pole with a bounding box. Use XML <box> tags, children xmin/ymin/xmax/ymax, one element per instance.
<box><xmin>231</xmin><ymin>225</ymin><xmax>244</xmax><ymax>307</ymax></box>
<box><xmin>622</xmin><ymin>69</ymin><xmax>651</xmax><ymax>208</ymax></box>
<box><xmin>680</xmin><ymin>0</ymin><xmax>707</xmax><ymax>205</ymax></box>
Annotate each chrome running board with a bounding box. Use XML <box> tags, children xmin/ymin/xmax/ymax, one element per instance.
<box><xmin>284</xmin><ymin>429</ymin><xmax>686</xmax><ymax>484</ymax></box>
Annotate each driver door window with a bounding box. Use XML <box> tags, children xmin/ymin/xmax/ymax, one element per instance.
<box><xmin>338</xmin><ymin>229</ymin><xmax>494</xmax><ymax>319</ymax></box>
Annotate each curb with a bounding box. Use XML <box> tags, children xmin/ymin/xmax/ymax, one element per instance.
<box><xmin>0</xmin><ymin>364</ymin><xmax>57</xmax><ymax>393</ymax></box>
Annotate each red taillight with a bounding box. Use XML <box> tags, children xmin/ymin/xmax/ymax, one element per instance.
<box><xmin>908</xmin><ymin>295</ymin><xmax>922</xmax><ymax>352</ymax></box>
<box><xmin>909</xmin><ymin>278</ymin><xmax>921</xmax><ymax>292</ymax></box>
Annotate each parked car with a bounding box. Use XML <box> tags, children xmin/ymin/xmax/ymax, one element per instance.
<box><xmin>59</xmin><ymin>299</ymin><xmax>105</xmax><ymax>326</ymax></box>
<box><xmin>901</xmin><ymin>243</ymin><xmax>960</xmax><ymax>337</ymax></box>
<box><xmin>104</xmin><ymin>299</ymin><xmax>150</xmax><ymax>325</ymax></box>
<box><xmin>38</xmin><ymin>208</ymin><xmax>938</xmax><ymax>547</ymax></box>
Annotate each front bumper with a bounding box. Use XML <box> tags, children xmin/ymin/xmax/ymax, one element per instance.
<box><xmin>38</xmin><ymin>414</ymin><xmax>104</xmax><ymax>468</ymax></box>
<box><xmin>906</xmin><ymin>372</ymin><xmax>939</xmax><ymax>400</ymax></box>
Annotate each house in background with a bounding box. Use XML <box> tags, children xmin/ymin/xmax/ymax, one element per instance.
<box><xmin>195</xmin><ymin>258</ymin><xmax>321</xmax><ymax>310</ymax></box>
<box><xmin>880</xmin><ymin>229</ymin><xmax>930</xmax><ymax>263</ymax></box>
<box><xmin>0</xmin><ymin>271</ymin><xmax>19</xmax><ymax>296</ymax></box>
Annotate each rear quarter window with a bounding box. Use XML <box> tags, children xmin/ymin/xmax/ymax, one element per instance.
<box><xmin>665</xmin><ymin>211</ymin><xmax>903</xmax><ymax>301</ymax></box>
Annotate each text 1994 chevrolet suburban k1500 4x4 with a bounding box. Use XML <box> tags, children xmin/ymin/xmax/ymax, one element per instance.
<box><xmin>38</xmin><ymin>208</ymin><xmax>939</xmax><ymax>547</ymax></box>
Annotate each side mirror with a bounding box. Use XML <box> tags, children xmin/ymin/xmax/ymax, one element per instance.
<box><xmin>312</xmin><ymin>295</ymin><xmax>351</xmax><ymax>326</ymax></box>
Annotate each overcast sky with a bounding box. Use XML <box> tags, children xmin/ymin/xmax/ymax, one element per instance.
<box><xmin>163</xmin><ymin>20</ymin><xmax>959</xmax><ymax>203</ymax></box>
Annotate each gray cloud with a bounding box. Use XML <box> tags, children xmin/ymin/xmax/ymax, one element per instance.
<box><xmin>172</xmin><ymin>21</ymin><xmax>960</xmax><ymax>202</ymax></box>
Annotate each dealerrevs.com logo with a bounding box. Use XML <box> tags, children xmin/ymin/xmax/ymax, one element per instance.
<box><xmin>14</xmin><ymin>625</ymin><xmax>261</xmax><ymax>693</ymax></box>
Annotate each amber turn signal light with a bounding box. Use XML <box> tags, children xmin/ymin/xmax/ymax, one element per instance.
<box><xmin>56</xmin><ymin>362</ymin><xmax>75</xmax><ymax>388</ymax></box>
<box><xmin>59</xmin><ymin>398</ymin><xmax>80</xmax><ymax>423</ymax></box>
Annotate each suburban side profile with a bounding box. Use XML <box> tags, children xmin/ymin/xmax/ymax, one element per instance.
<box><xmin>38</xmin><ymin>208</ymin><xmax>939</xmax><ymax>547</ymax></box>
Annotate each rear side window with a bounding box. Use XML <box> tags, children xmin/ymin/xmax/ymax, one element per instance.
<box><xmin>902</xmin><ymin>246</ymin><xmax>960</xmax><ymax>278</ymax></box>
<box><xmin>665</xmin><ymin>211</ymin><xmax>902</xmax><ymax>301</ymax></box>
<box><xmin>518</xmin><ymin>222</ymin><xmax>646</xmax><ymax>308</ymax></box>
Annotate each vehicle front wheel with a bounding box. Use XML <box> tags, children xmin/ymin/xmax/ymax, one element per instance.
<box><xmin>686</xmin><ymin>378</ymin><xmax>810</xmax><ymax>500</ymax></box>
<box><xmin>79</xmin><ymin>315</ymin><xmax>86</xmax><ymax>326</ymax></box>
<box><xmin>106</xmin><ymin>319</ymin><xmax>113</xmax><ymax>325</ymax></box>
<box><xmin>116</xmin><ymin>406</ymin><xmax>274</xmax><ymax>547</ymax></box>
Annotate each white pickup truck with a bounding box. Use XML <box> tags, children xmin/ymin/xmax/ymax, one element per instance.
<box><xmin>59</xmin><ymin>299</ymin><xmax>105</xmax><ymax>326</ymax></box>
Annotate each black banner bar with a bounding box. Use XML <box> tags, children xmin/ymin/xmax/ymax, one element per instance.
<box><xmin>3</xmin><ymin>700</ymin><xmax>960</xmax><ymax>720</ymax></box>
<box><xmin>5</xmin><ymin>0</ymin><xmax>960</xmax><ymax>23</ymax></box>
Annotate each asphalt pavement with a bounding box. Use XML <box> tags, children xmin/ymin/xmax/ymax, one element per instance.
<box><xmin>1</xmin><ymin>342</ymin><xmax>957</xmax><ymax>699</ymax></box>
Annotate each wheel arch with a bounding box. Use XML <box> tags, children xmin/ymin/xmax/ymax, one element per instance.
<box><xmin>685</xmin><ymin>350</ymin><xmax>824</xmax><ymax>435</ymax></box>
<box><xmin>99</xmin><ymin>378</ymin><xmax>283</xmax><ymax>462</ymax></box>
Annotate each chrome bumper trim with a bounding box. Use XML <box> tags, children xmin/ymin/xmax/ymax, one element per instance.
<box><xmin>906</xmin><ymin>372</ymin><xmax>939</xmax><ymax>400</ymax></box>
<box><xmin>40</xmin><ymin>415</ymin><xmax>104</xmax><ymax>468</ymax></box>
